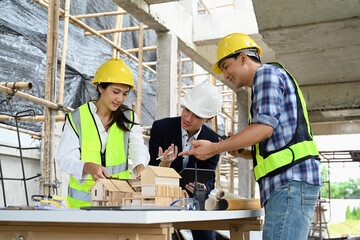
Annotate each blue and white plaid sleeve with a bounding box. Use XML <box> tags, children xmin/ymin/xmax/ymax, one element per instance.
<box><xmin>251</xmin><ymin>65</ymin><xmax>284</xmax><ymax>130</ymax></box>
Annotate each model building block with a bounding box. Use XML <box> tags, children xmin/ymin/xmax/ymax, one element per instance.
<box><xmin>90</xmin><ymin>166</ymin><xmax>189</xmax><ymax>207</ymax></box>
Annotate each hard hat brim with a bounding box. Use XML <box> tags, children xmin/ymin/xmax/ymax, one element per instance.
<box><xmin>212</xmin><ymin>62</ymin><xmax>223</xmax><ymax>74</ymax></box>
<box><xmin>92</xmin><ymin>80</ymin><xmax>135</xmax><ymax>90</ymax></box>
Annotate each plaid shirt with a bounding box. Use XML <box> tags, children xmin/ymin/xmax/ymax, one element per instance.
<box><xmin>251</xmin><ymin>64</ymin><xmax>322</xmax><ymax>207</ymax></box>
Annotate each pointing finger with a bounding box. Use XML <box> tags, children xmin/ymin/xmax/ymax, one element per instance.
<box><xmin>190</xmin><ymin>140</ymin><xmax>200</xmax><ymax>147</ymax></box>
<box><xmin>178</xmin><ymin>149</ymin><xmax>194</xmax><ymax>156</ymax></box>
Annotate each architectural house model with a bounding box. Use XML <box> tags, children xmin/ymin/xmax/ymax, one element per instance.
<box><xmin>90</xmin><ymin>166</ymin><xmax>189</xmax><ymax>207</ymax></box>
<box><xmin>90</xmin><ymin>178</ymin><xmax>135</xmax><ymax>206</ymax></box>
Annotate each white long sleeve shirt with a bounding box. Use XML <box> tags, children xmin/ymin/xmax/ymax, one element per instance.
<box><xmin>56</xmin><ymin>102</ymin><xmax>149</xmax><ymax>183</ymax></box>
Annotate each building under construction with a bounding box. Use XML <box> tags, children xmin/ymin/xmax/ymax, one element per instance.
<box><xmin>0</xmin><ymin>0</ymin><xmax>359</xmax><ymax>239</ymax></box>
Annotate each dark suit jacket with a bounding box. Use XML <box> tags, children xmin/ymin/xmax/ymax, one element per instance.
<box><xmin>148</xmin><ymin>117</ymin><xmax>220</xmax><ymax>196</ymax></box>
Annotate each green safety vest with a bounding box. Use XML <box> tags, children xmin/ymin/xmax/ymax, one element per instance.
<box><xmin>66</xmin><ymin>103</ymin><xmax>133</xmax><ymax>208</ymax></box>
<box><xmin>251</xmin><ymin>63</ymin><xmax>319</xmax><ymax>182</ymax></box>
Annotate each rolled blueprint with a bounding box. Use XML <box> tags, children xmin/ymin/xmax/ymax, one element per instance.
<box><xmin>205</xmin><ymin>198</ymin><xmax>220</xmax><ymax>211</ymax></box>
<box><xmin>218</xmin><ymin>198</ymin><xmax>261</xmax><ymax>210</ymax></box>
<box><xmin>215</xmin><ymin>190</ymin><xmax>244</xmax><ymax>200</ymax></box>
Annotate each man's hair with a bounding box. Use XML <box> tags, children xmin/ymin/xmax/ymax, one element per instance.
<box><xmin>230</xmin><ymin>52</ymin><xmax>261</xmax><ymax>64</ymax></box>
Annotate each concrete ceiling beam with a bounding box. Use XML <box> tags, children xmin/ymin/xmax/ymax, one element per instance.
<box><xmin>252</xmin><ymin>0</ymin><xmax>360</xmax><ymax>30</ymax></box>
<box><xmin>112</xmin><ymin>0</ymin><xmax>269</xmax><ymax>91</ymax></box>
<box><xmin>259</xmin><ymin>18</ymin><xmax>359</xmax><ymax>56</ymax></box>
<box><xmin>277</xmin><ymin>45</ymin><xmax>360</xmax><ymax>85</ymax></box>
<box><xmin>193</xmin><ymin>9</ymin><xmax>258</xmax><ymax>45</ymax></box>
<box><xmin>145</xmin><ymin>0</ymin><xmax>179</xmax><ymax>4</ymax></box>
<box><xmin>113</xmin><ymin>0</ymin><xmax>360</xmax><ymax>133</ymax></box>
<box><xmin>302</xmin><ymin>81</ymin><xmax>360</xmax><ymax>111</ymax></box>
<box><xmin>309</xmin><ymin>111</ymin><xmax>360</xmax><ymax>123</ymax></box>
<box><xmin>113</xmin><ymin>0</ymin><xmax>169</xmax><ymax>31</ymax></box>
<box><xmin>305</xmin><ymin>81</ymin><xmax>360</xmax><ymax>127</ymax></box>
<box><xmin>311</xmin><ymin>120</ymin><xmax>360</xmax><ymax>135</ymax></box>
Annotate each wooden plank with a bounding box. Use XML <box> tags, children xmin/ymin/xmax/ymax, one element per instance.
<box><xmin>112</xmin><ymin>6</ymin><xmax>123</xmax><ymax>58</ymax></box>
<box><xmin>73</xmin><ymin>10</ymin><xmax>127</xmax><ymax>19</ymax></box>
<box><xmin>136</xmin><ymin>22</ymin><xmax>144</xmax><ymax>122</ymax></box>
<box><xmin>85</xmin><ymin>25</ymin><xmax>149</xmax><ymax>36</ymax></box>
<box><xmin>43</xmin><ymin>0</ymin><xmax>60</xmax><ymax>196</ymax></box>
<box><xmin>173</xmin><ymin>218</ymin><xmax>261</xmax><ymax>230</ymax></box>
<box><xmin>57</xmin><ymin>0</ymin><xmax>71</xmax><ymax>116</ymax></box>
<box><xmin>0</xmin><ymin>86</ymin><xmax>73</xmax><ymax>113</ymax></box>
<box><xmin>230</xmin><ymin>224</ymin><xmax>244</xmax><ymax>240</ymax></box>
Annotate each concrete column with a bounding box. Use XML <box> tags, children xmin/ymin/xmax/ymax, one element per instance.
<box><xmin>236</xmin><ymin>88</ymin><xmax>252</xmax><ymax>198</ymax></box>
<box><xmin>234</xmin><ymin>0</ymin><xmax>256</xmax><ymax>16</ymax></box>
<box><xmin>233</xmin><ymin>0</ymin><xmax>241</xmax><ymax>9</ymax></box>
<box><xmin>155</xmin><ymin>32</ymin><xmax>178</xmax><ymax>120</ymax></box>
<box><xmin>180</xmin><ymin>0</ymin><xmax>196</xmax><ymax>16</ymax></box>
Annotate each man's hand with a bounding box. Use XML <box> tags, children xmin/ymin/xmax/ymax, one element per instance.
<box><xmin>83</xmin><ymin>162</ymin><xmax>110</xmax><ymax>181</ymax></box>
<box><xmin>178</xmin><ymin>139</ymin><xmax>216</xmax><ymax>160</ymax></box>
<box><xmin>225</xmin><ymin>132</ymin><xmax>254</xmax><ymax>159</ymax></box>
<box><xmin>159</xmin><ymin>144</ymin><xmax>178</xmax><ymax>167</ymax></box>
<box><xmin>185</xmin><ymin>182</ymin><xmax>207</xmax><ymax>194</ymax></box>
<box><xmin>226</xmin><ymin>132</ymin><xmax>242</xmax><ymax>157</ymax></box>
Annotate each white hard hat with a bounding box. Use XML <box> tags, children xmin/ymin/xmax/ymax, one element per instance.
<box><xmin>182</xmin><ymin>82</ymin><xmax>223</xmax><ymax>118</ymax></box>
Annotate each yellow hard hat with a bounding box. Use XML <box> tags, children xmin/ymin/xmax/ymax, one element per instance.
<box><xmin>212</xmin><ymin>33</ymin><xmax>262</xmax><ymax>74</ymax></box>
<box><xmin>92</xmin><ymin>58</ymin><xmax>135</xmax><ymax>89</ymax></box>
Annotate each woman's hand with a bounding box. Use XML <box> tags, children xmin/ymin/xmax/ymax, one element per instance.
<box><xmin>159</xmin><ymin>144</ymin><xmax>178</xmax><ymax>167</ymax></box>
<box><xmin>83</xmin><ymin>162</ymin><xmax>110</xmax><ymax>181</ymax></box>
<box><xmin>135</xmin><ymin>164</ymin><xmax>145</xmax><ymax>180</ymax></box>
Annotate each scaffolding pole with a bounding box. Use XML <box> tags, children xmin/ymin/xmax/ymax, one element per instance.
<box><xmin>42</xmin><ymin>0</ymin><xmax>60</xmax><ymax>196</ymax></box>
<box><xmin>136</xmin><ymin>22</ymin><xmax>144</xmax><ymax>122</ymax></box>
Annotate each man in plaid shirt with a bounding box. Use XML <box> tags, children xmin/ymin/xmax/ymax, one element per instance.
<box><xmin>180</xmin><ymin>33</ymin><xmax>321</xmax><ymax>240</ymax></box>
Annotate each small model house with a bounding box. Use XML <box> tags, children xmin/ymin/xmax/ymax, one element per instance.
<box><xmin>90</xmin><ymin>179</ymin><xmax>134</xmax><ymax>206</ymax></box>
<box><xmin>141</xmin><ymin>165</ymin><xmax>181</xmax><ymax>186</ymax></box>
<box><xmin>127</xmin><ymin>166</ymin><xmax>187</xmax><ymax>206</ymax></box>
<box><xmin>89</xmin><ymin>166</ymin><xmax>189</xmax><ymax>207</ymax></box>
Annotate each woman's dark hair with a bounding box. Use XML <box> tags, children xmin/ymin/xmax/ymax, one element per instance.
<box><xmin>94</xmin><ymin>82</ymin><xmax>138</xmax><ymax>131</ymax></box>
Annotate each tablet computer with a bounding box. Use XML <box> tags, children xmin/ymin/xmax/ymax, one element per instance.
<box><xmin>179</xmin><ymin>168</ymin><xmax>215</xmax><ymax>188</ymax></box>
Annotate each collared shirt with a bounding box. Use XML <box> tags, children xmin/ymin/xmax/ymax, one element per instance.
<box><xmin>181</xmin><ymin>127</ymin><xmax>202</xmax><ymax>168</ymax></box>
<box><xmin>56</xmin><ymin>102</ymin><xmax>149</xmax><ymax>183</ymax></box>
<box><xmin>251</xmin><ymin>64</ymin><xmax>321</xmax><ymax>206</ymax></box>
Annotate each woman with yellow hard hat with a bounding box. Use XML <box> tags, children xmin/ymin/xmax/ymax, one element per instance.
<box><xmin>56</xmin><ymin>58</ymin><xmax>149</xmax><ymax>208</ymax></box>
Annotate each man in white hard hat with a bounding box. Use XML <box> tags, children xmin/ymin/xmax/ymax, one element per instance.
<box><xmin>148</xmin><ymin>82</ymin><xmax>223</xmax><ymax>240</ymax></box>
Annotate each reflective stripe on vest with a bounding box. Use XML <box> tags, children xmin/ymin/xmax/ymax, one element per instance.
<box><xmin>68</xmin><ymin>188</ymin><xmax>91</xmax><ymax>208</ymax></box>
<box><xmin>252</xmin><ymin>63</ymin><xmax>319</xmax><ymax>182</ymax></box>
<box><xmin>66</xmin><ymin>103</ymin><xmax>133</xmax><ymax>207</ymax></box>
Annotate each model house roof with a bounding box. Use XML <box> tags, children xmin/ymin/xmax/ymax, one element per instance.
<box><xmin>141</xmin><ymin>166</ymin><xmax>181</xmax><ymax>179</ymax></box>
<box><xmin>90</xmin><ymin>179</ymin><xmax>134</xmax><ymax>193</ymax></box>
<box><xmin>111</xmin><ymin>180</ymin><xmax>135</xmax><ymax>193</ymax></box>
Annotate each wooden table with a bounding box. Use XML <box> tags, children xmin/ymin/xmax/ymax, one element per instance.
<box><xmin>0</xmin><ymin>209</ymin><xmax>264</xmax><ymax>240</ymax></box>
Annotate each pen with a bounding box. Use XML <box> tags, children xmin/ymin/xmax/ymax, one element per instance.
<box><xmin>156</xmin><ymin>150</ymin><xmax>174</xmax><ymax>160</ymax></box>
